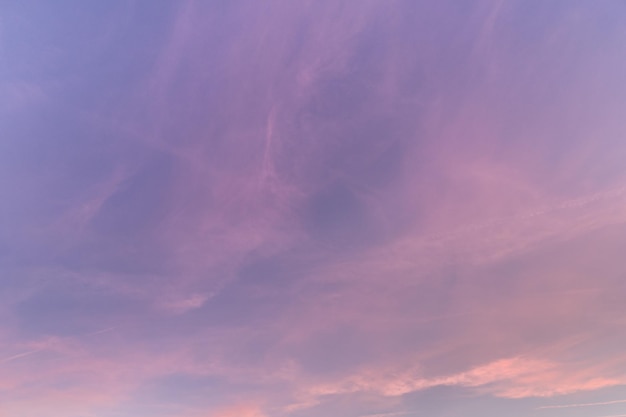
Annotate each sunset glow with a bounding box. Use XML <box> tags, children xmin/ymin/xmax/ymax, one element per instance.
<box><xmin>1</xmin><ymin>1</ymin><xmax>626</xmax><ymax>416</ymax></box>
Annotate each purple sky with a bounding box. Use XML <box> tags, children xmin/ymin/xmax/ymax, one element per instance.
<box><xmin>2</xmin><ymin>1</ymin><xmax>626</xmax><ymax>416</ymax></box>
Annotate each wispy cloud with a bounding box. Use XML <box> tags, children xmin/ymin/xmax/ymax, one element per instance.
<box><xmin>2</xmin><ymin>1</ymin><xmax>626</xmax><ymax>416</ymax></box>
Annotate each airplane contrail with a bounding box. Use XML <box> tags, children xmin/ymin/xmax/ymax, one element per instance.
<box><xmin>0</xmin><ymin>327</ymin><xmax>118</xmax><ymax>368</ymax></box>
<box><xmin>538</xmin><ymin>399</ymin><xmax>626</xmax><ymax>409</ymax></box>
<box><xmin>0</xmin><ymin>350</ymin><xmax>40</xmax><ymax>365</ymax></box>
<box><xmin>84</xmin><ymin>326</ymin><xmax>118</xmax><ymax>337</ymax></box>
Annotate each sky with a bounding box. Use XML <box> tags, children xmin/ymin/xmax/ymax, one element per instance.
<box><xmin>1</xmin><ymin>1</ymin><xmax>626</xmax><ymax>416</ymax></box>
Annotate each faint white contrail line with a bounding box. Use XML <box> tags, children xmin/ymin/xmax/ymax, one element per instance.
<box><xmin>0</xmin><ymin>327</ymin><xmax>119</xmax><ymax>368</ymax></box>
<box><xmin>538</xmin><ymin>399</ymin><xmax>626</xmax><ymax>409</ymax></box>
<box><xmin>84</xmin><ymin>326</ymin><xmax>118</xmax><ymax>337</ymax></box>
<box><xmin>0</xmin><ymin>350</ymin><xmax>41</xmax><ymax>365</ymax></box>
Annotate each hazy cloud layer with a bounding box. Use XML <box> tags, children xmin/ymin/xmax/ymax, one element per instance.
<box><xmin>1</xmin><ymin>1</ymin><xmax>626</xmax><ymax>416</ymax></box>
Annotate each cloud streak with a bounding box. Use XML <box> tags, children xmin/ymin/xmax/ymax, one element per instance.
<box><xmin>538</xmin><ymin>399</ymin><xmax>626</xmax><ymax>410</ymax></box>
<box><xmin>1</xmin><ymin>1</ymin><xmax>626</xmax><ymax>416</ymax></box>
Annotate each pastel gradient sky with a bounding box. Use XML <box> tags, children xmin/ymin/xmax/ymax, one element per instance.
<box><xmin>2</xmin><ymin>1</ymin><xmax>626</xmax><ymax>416</ymax></box>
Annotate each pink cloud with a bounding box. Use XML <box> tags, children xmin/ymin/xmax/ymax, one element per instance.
<box><xmin>2</xmin><ymin>1</ymin><xmax>626</xmax><ymax>416</ymax></box>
